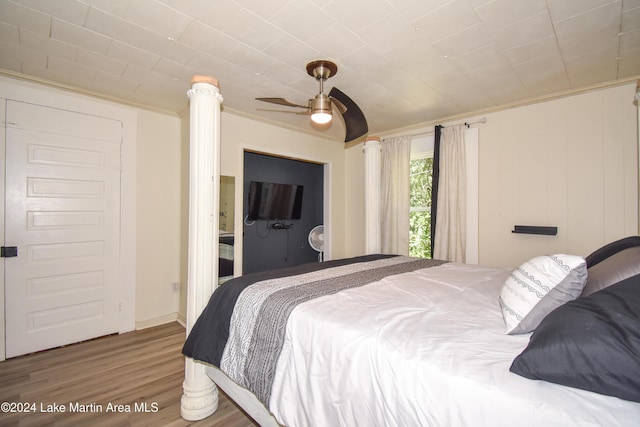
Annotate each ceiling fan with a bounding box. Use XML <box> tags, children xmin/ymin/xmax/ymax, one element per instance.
<box><xmin>256</xmin><ymin>60</ymin><xmax>368</xmax><ymax>143</ymax></box>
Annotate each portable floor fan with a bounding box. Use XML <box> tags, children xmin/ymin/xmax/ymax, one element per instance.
<box><xmin>308</xmin><ymin>225</ymin><xmax>324</xmax><ymax>262</ymax></box>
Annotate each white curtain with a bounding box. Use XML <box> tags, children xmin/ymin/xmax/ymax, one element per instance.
<box><xmin>433</xmin><ymin>125</ymin><xmax>467</xmax><ymax>262</ymax></box>
<box><xmin>381</xmin><ymin>136</ymin><xmax>411</xmax><ymax>255</ymax></box>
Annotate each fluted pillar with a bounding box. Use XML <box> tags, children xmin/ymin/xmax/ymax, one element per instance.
<box><xmin>364</xmin><ymin>136</ymin><xmax>381</xmax><ymax>254</ymax></box>
<box><xmin>181</xmin><ymin>76</ymin><xmax>222</xmax><ymax>421</ymax></box>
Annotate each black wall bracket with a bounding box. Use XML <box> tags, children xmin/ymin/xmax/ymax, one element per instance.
<box><xmin>270</xmin><ymin>222</ymin><xmax>293</xmax><ymax>230</ymax></box>
<box><xmin>512</xmin><ymin>225</ymin><xmax>558</xmax><ymax>236</ymax></box>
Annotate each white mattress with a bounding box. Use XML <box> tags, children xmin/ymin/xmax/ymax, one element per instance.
<box><xmin>268</xmin><ymin>263</ymin><xmax>640</xmax><ymax>426</ymax></box>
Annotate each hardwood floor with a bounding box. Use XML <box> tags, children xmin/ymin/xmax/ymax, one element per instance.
<box><xmin>0</xmin><ymin>322</ymin><xmax>259</xmax><ymax>426</ymax></box>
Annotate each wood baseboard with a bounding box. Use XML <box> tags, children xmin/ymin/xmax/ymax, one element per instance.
<box><xmin>135</xmin><ymin>313</ymin><xmax>180</xmax><ymax>330</ymax></box>
<box><xmin>176</xmin><ymin>312</ymin><xmax>186</xmax><ymax>328</ymax></box>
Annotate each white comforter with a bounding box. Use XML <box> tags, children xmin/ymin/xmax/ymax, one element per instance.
<box><xmin>268</xmin><ymin>263</ymin><xmax>640</xmax><ymax>427</ymax></box>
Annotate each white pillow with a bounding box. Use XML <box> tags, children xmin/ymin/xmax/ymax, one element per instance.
<box><xmin>499</xmin><ymin>254</ymin><xmax>587</xmax><ymax>334</ymax></box>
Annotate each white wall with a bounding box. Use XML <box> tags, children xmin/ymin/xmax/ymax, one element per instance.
<box><xmin>346</xmin><ymin>83</ymin><xmax>638</xmax><ymax>268</ymax></box>
<box><xmin>0</xmin><ymin>75</ymin><xmax>352</xmax><ymax>333</ymax></box>
<box><xmin>135</xmin><ymin>109</ymin><xmax>182</xmax><ymax>326</ymax></box>
<box><xmin>478</xmin><ymin>83</ymin><xmax>638</xmax><ymax>267</ymax></box>
<box><xmin>344</xmin><ymin>142</ymin><xmax>365</xmax><ymax>256</ymax></box>
<box><xmin>178</xmin><ymin>110</ymin><xmax>348</xmax><ymax>319</ymax></box>
<box><xmin>7</xmin><ymin>76</ymin><xmax>635</xmax><ymax>333</ymax></box>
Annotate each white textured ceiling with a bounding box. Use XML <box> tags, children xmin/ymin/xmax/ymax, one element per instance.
<box><xmin>1</xmin><ymin>0</ymin><xmax>639</xmax><ymax>141</ymax></box>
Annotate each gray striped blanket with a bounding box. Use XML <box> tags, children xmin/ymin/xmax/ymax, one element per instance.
<box><xmin>220</xmin><ymin>256</ymin><xmax>447</xmax><ymax>406</ymax></box>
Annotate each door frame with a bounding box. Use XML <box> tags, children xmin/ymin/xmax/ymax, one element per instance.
<box><xmin>237</xmin><ymin>144</ymin><xmax>332</xmax><ymax>276</ymax></box>
<box><xmin>0</xmin><ymin>95</ymin><xmax>5</xmax><ymax>361</ymax></box>
<box><xmin>0</xmin><ymin>75</ymin><xmax>137</xmax><ymax>361</ymax></box>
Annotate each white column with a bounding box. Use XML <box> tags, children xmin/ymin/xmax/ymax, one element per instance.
<box><xmin>181</xmin><ymin>76</ymin><xmax>222</xmax><ymax>421</ymax></box>
<box><xmin>364</xmin><ymin>136</ymin><xmax>381</xmax><ymax>254</ymax></box>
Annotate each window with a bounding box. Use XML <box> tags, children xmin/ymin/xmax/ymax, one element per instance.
<box><xmin>409</xmin><ymin>136</ymin><xmax>434</xmax><ymax>258</ymax></box>
<box><xmin>407</xmin><ymin>128</ymin><xmax>479</xmax><ymax>263</ymax></box>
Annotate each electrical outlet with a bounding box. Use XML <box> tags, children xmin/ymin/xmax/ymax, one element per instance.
<box><xmin>172</xmin><ymin>282</ymin><xmax>180</xmax><ymax>292</ymax></box>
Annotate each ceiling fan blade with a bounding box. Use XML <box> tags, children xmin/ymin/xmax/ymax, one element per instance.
<box><xmin>256</xmin><ymin>108</ymin><xmax>311</xmax><ymax>115</ymax></box>
<box><xmin>255</xmin><ymin>97</ymin><xmax>309</xmax><ymax>109</ymax></box>
<box><xmin>328</xmin><ymin>87</ymin><xmax>368</xmax><ymax>142</ymax></box>
<box><xmin>330</xmin><ymin>97</ymin><xmax>347</xmax><ymax>114</ymax></box>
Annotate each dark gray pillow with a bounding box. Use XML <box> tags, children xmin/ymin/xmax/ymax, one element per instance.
<box><xmin>582</xmin><ymin>246</ymin><xmax>640</xmax><ymax>296</ymax></box>
<box><xmin>510</xmin><ymin>273</ymin><xmax>640</xmax><ymax>403</ymax></box>
<box><xmin>584</xmin><ymin>235</ymin><xmax>640</xmax><ymax>268</ymax></box>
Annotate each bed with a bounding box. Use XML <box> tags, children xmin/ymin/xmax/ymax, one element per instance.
<box><xmin>183</xmin><ymin>240</ymin><xmax>640</xmax><ymax>426</ymax></box>
<box><xmin>181</xmin><ymin>76</ymin><xmax>640</xmax><ymax>425</ymax></box>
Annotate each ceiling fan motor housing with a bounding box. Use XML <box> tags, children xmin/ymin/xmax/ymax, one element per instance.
<box><xmin>311</xmin><ymin>93</ymin><xmax>332</xmax><ymax>124</ymax></box>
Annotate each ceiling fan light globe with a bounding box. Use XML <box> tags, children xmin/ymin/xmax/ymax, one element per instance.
<box><xmin>311</xmin><ymin>112</ymin><xmax>332</xmax><ymax>124</ymax></box>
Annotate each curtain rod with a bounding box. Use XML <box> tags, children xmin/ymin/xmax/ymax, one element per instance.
<box><xmin>403</xmin><ymin>117</ymin><xmax>487</xmax><ymax>139</ymax></box>
<box><xmin>463</xmin><ymin>117</ymin><xmax>487</xmax><ymax>127</ymax></box>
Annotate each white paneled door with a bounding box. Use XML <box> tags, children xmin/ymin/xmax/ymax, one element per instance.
<box><xmin>4</xmin><ymin>100</ymin><xmax>123</xmax><ymax>358</ymax></box>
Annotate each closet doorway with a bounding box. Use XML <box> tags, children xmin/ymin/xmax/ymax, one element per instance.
<box><xmin>242</xmin><ymin>151</ymin><xmax>324</xmax><ymax>274</ymax></box>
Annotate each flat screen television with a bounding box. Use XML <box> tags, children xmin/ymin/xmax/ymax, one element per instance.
<box><xmin>247</xmin><ymin>181</ymin><xmax>303</xmax><ymax>221</ymax></box>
